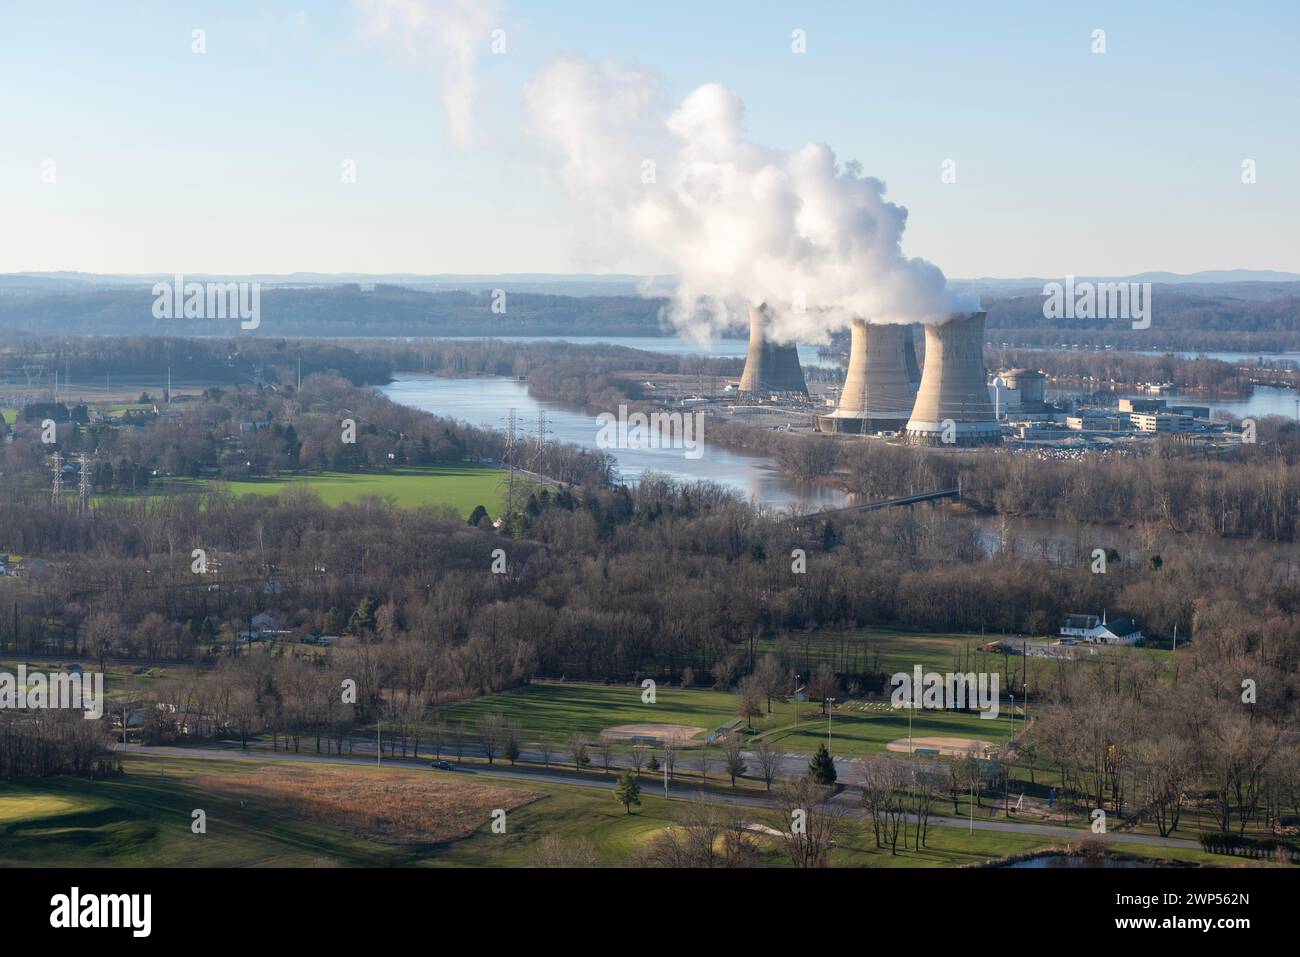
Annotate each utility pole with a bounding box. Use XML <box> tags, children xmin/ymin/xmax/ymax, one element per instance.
<box><xmin>793</xmin><ymin>674</ymin><xmax>801</xmax><ymax>729</ymax></box>
<box><xmin>827</xmin><ymin>697</ymin><xmax>835</xmax><ymax>743</ymax></box>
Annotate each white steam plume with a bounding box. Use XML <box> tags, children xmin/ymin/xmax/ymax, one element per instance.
<box><xmin>526</xmin><ymin>58</ymin><xmax>976</xmax><ymax>342</ymax></box>
<box><xmin>355</xmin><ymin>0</ymin><xmax>500</xmax><ymax>148</ymax></box>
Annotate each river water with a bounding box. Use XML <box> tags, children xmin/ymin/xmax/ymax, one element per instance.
<box><xmin>380</xmin><ymin>374</ymin><xmax>849</xmax><ymax>511</ymax></box>
<box><xmin>428</xmin><ymin>334</ymin><xmax>840</xmax><ymax>368</ymax></box>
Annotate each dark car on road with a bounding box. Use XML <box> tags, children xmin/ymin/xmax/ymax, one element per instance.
<box><xmin>429</xmin><ymin>760</ymin><xmax>454</xmax><ymax>771</ymax></box>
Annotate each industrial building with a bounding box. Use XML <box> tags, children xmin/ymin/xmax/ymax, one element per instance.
<box><xmin>815</xmin><ymin>319</ymin><xmax>919</xmax><ymax>433</ymax></box>
<box><xmin>738</xmin><ymin>304</ymin><xmax>808</xmax><ymax>396</ymax></box>
<box><xmin>1131</xmin><ymin>412</ymin><xmax>1197</xmax><ymax>433</ymax></box>
<box><xmin>905</xmin><ymin>311</ymin><xmax>1002</xmax><ymax>446</ymax></box>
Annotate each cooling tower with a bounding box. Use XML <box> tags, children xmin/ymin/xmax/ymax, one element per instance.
<box><xmin>738</xmin><ymin>304</ymin><xmax>808</xmax><ymax>395</ymax></box>
<box><xmin>816</xmin><ymin>319</ymin><xmax>918</xmax><ymax>433</ymax></box>
<box><xmin>905</xmin><ymin>311</ymin><xmax>1002</xmax><ymax>446</ymax></box>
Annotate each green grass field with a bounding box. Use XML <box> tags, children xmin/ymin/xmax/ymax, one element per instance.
<box><xmin>435</xmin><ymin>680</ymin><xmax>1019</xmax><ymax>759</ymax></box>
<box><xmin>434</xmin><ymin>682</ymin><xmax>764</xmax><ymax>743</ymax></box>
<box><xmin>0</xmin><ymin>752</ymin><xmax>1237</xmax><ymax>868</ymax></box>
<box><xmin>94</xmin><ymin>465</ymin><xmax>517</xmax><ymax>519</ymax></box>
<box><xmin>215</xmin><ymin>466</ymin><xmax>509</xmax><ymax>516</ymax></box>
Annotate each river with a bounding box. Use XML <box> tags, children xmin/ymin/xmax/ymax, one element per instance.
<box><xmin>380</xmin><ymin>374</ymin><xmax>849</xmax><ymax>511</ymax></box>
<box><xmin>426</xmin><ymin>334</ymin><xmax>840</xmax><ymax>368</ymax></box>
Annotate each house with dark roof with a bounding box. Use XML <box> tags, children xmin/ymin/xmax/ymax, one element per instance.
<box><xmin>1060</xmin><ymin>612</ymin><xmax>1143</xmax><ymax>646</ymax></box>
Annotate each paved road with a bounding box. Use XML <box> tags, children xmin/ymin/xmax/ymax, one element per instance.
<box><xmin>116</xmin><ymin>742</ymin><xmax>1198</xmax><ymax>849</ymax></box>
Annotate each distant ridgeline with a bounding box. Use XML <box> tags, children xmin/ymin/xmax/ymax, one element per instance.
<box><xmin>979</xmin><ymin>283</ymin><xmax>1300</xmax><ymax>352</ymax></box>
<box><xmin>0</xmin><ymin>337</ymin><xmax>394</xmax><ymax>388</ymax></box>
<box><xmin>0</xmin><ymin>283</ymin><xmax>668</xmax><ymax>338</ymax></box>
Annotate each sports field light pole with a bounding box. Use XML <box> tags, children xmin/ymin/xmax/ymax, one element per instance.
<box><xmin>793</xmin><ymin>673</ymin><xmax>802</xmax><ymax>729</ymax></box>
<box><xmin>907</xmin><ymin>701</ymin><xmax>913</xmax><ymax>754</ymax></box>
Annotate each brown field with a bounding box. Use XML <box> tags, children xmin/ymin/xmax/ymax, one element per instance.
<box><xmin>885</xmin><ymin>735</ymin><xmax>995</xmax><ymax>757</ymax></box>
<box><xmin>600</xmin><ymin>723</ymin><xmax>707</xmax><ymax>745</ymax></box>
<box><xmin>195</xmin><ymin>764</ymin><xmax>539</xmax><ymax>844</ymax></box>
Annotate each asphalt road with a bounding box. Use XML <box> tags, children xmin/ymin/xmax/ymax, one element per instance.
<box><xmin>116</xmin><ymin>742</ymin><xmax>1199</xmax><ymax>850</ymax></box>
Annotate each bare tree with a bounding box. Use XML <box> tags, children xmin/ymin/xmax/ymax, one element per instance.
<box><xmin>567</xmin><ymin>731</ymin><xmax>590</xmax><ymax>771</ymax></box>
<box><xmin>629</xmin><ymin>742</ymin><xmax>648</xmax><ymax>777</ymax></box>
<box><xmin>597</xmin><ymin>737</ymin><xmax>617</xmax><ymax>774</ymax></box>
<box><xmin>774</xmin><ymin>777</ymin><xmax>846</xmax><ymax>868</ymax></box>
<box><xmin>528</xmin><ymin>835</ymin><xmax>597</xmax><ymax>868</ymax></box>
<box><xmin>722</xmin><ymin>733</ymin><xmax>747</xmax><ymax>787</ymax></box>
<box><xmin>752</xmin><ymin>738</ymin><xmax>784</xmax><ymax>791</ymax></box>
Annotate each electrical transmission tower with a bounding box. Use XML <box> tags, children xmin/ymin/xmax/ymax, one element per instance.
<box><xmin>50</xmin><ymin>451</ymin><xmax>63</xmax><ymax>506</ymax></box>
<box><xmin>499</xmin><ymin>408</ymin><xmax>519</xmax><ymax>516</ymax></box>
<box><xmin>77</xmin><ymin>452</ymin><xmax>94</xmax><ymax>514</ymax></box>
<box><xmin>527</xmin><ymin>408</ymin><xmax>549</xmax><ymax>474</ymax></box>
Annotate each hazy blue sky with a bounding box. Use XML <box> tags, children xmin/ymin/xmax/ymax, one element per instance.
<box><xmin>2</xmin><ymin>0</ymin><xmax>1296</xmax><ymax>278</ymax></box>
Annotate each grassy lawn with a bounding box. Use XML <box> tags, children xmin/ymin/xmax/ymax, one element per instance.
<box><xmin>432</xmin><ymin>680</ymin><xmax>1019</xmax><ymax>759</ymax></box>
<box><xmin>216</xmin><ymin>466</ymin><xmax>508</xmax><ymax>515</ymax></box>
<box><xmin>0</xmin><ymin>752</ymin><xmax>1243</xmax><ymax>868</ymax></box>
<box><xmin>763</xmin><ymin>703</ymin><xmax>1017</xmax><ymax>758</ymax></box>
<box><xmin>432</xmin><ymin>681</ymin><xmax>769</xmax><ymax>743</ymax></box>
<box><xmin>758</xmin><ymin>627</ymin><xmax>1173</xmax><ymax>692</ymax></box>
<box><xmin>94</xmin><ymin>465</ymin><xmax>516</xmax><ymax>519</ymax></box>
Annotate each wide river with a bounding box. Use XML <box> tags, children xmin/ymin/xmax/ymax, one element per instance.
<box><xmin>380</xmin><ymin>374</ymin><xmax>850</xmax><ymax>511</ymax></box>
<box><xmin>380</xmin><ymin>337</ymin><xmax>1299</xmax><ymax>510</ymax></box>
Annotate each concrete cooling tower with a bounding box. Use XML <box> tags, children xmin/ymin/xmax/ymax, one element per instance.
<box><xmin>905</xmin><ymin>311</ymin><xmax>1002</xmax><ymax>446</ymax></box>
<box><xmin>738</xmin><ymin>304</ymin><xmax>808</xmax><ymax>395</ymax></box>
<box><xmin>817</xmin><ymin>319</ymin><xmax>918</xmax><ymax>434</ymax></box>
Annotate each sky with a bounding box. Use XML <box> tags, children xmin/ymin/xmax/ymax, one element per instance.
<box><xmin>1</xmin><ymin>0</ymin><xmax>1296</xmax><ymax>279</ymax></box>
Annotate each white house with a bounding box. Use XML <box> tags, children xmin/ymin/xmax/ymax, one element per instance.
<box><xmin>1060</xmin><ymin>612</ymin><xmax>1143</xmax><ymax>646</ymax></box>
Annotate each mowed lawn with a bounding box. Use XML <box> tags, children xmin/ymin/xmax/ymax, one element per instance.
<box><xmin>95</xmin><ymin>465</ymin><xmax>515</xmax><ymax>518</ymax></box>
<box><xmin>765</xmin><ymin>703</ymin><xmax>1019</xmax><ymax>758</ymax></box>
<box><xmin>433</xmin><ymin>680</ymin><xmax>1014</xmax><ymax>758</ymax></box>
<box><xmin>0</xmin><ymin>753</ymin><xmax>1230</xmax><ymax>868</ymax></box>
<box><xmin>0</xmin><ymin>752</ymin><xmax>1060</xmax><ymax>868</ymax></box>
<box><xmin>218</xmin><ymin>466</ymin><xmax>509</xmax><ymax>516</ymax></box>
<box><xmin>433</xmin><ymin>682</ymin><xmax>775</xmax><ymax>743</ymax></box>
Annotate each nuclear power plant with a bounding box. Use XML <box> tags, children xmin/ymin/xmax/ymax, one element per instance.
<box><xmin>815</xmin><ymin>319</ymin><xmax>919</xmax><ymax>433</ymax></box>
<box><xmin>738</xmin><ymin>304</ymin><xmax>808</xmax><ymax>396</ymax></box>
<box><xmin>905</xmin><ymin>311</ymin><xmax>1003</xmax><ymax>446</ymax></box>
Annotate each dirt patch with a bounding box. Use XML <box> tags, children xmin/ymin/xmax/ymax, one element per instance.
<box><xmin>885</xmin><ymin>736</ymin><xmax>996</xmax><ymax>758</ymax></box>
<box><xmin>600</xmin><ymin>723</ymin><xmax>707</xmax><ymax>745</ymax></box>
<box><xmin>195</xmin><ymin>764</ymin><xmax>538</xmax><ymax>844</ymax></box>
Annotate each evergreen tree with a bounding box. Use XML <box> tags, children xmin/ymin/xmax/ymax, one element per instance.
<box><xmin>808</xmin><ymin>743</ymin><xmax>837</xmax><ymax>785</ymax></box>
<box><xmin>613</xmin><ymin>771</ymin><xmax>641</xmax><ymax>815</ymax></box>
<box><xmin>348</xmin><ymin>597</ymin><xmax>376</xmax><ymax>635</ymax></box>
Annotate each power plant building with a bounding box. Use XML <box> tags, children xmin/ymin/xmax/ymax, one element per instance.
<box><xmin>905</xmin><ymin>311</ymin><xmax>1002</xmax><ymax>446</ymax></box>
<box><xmin>738</xmin><ymin>304</ymin><xmax>808</xmax><ymax>395</ymax></box>
<box><xmin>817</xmin><ymin>319</ymin><xmax>919</xmax><ymax>433</ymax></box>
